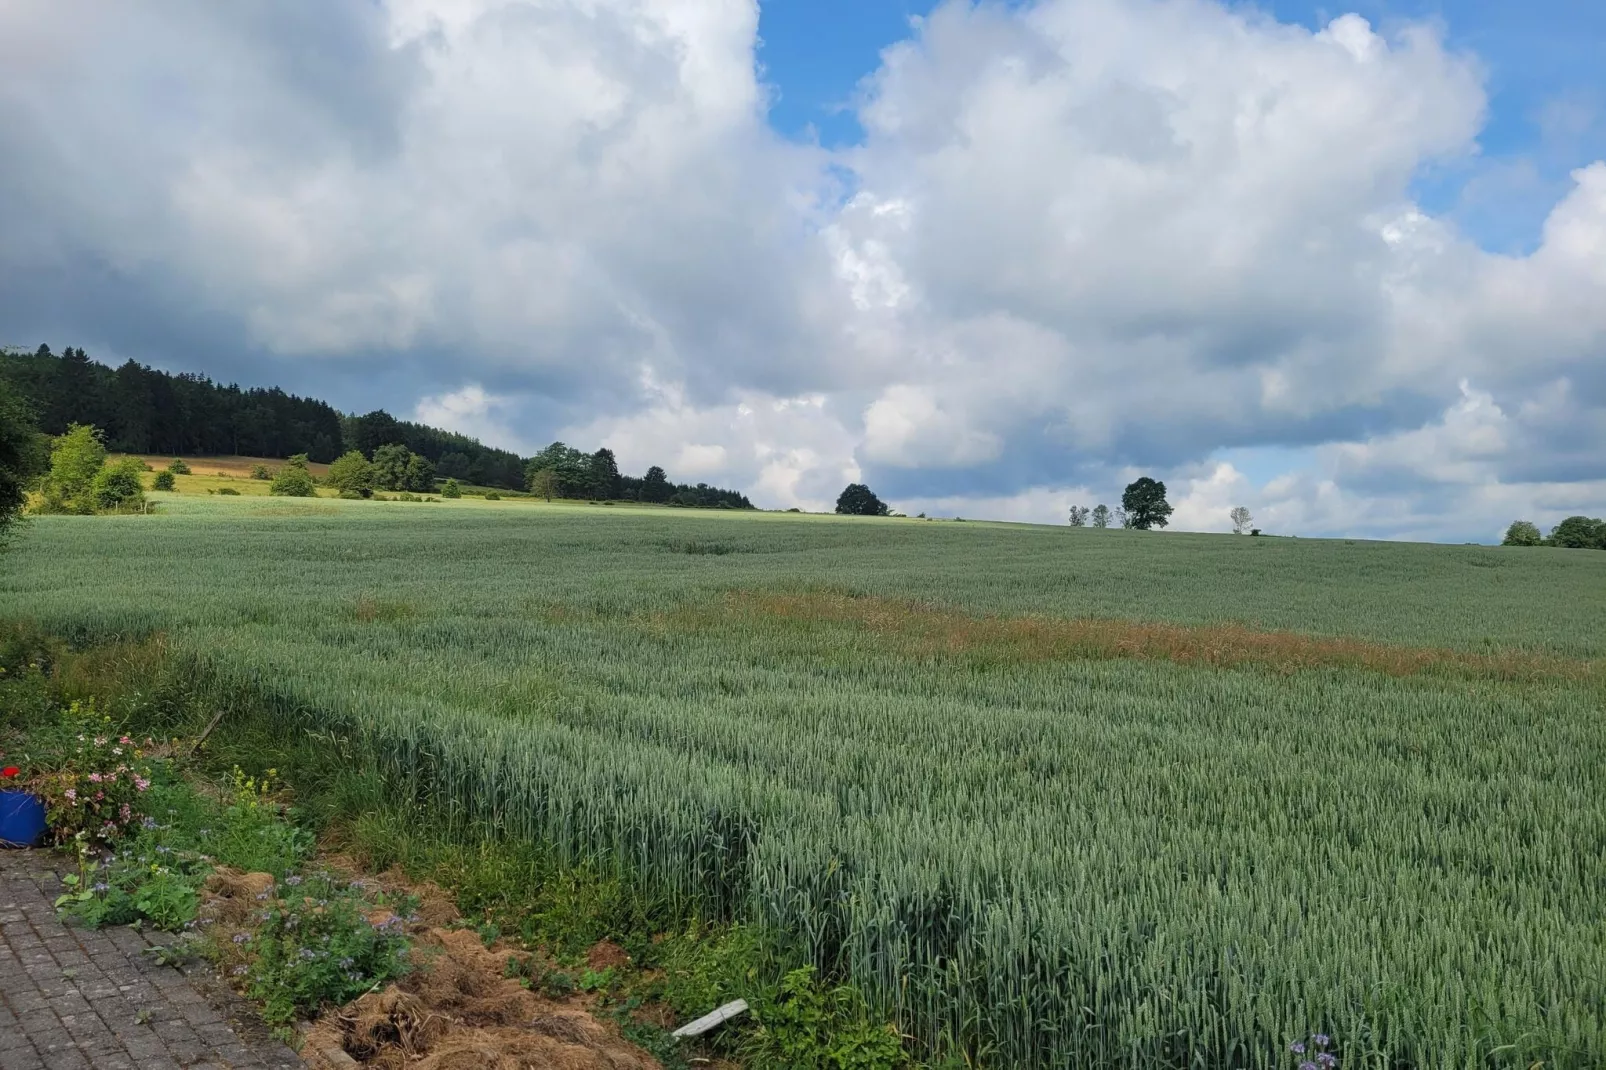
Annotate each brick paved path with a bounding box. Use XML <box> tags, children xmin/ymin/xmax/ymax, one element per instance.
<box><xmin>0</xmin><ymin>850</ymin><xmax>303</xmax><ymax>1070</ymax></box>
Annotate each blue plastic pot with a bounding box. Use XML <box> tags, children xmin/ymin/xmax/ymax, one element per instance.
<box><xmin>0</xmin><ymin>790</ymin><xmax>46</xmax><ymax>848</ymax></box>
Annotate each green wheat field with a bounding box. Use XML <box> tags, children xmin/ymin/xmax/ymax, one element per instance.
<box><xmin>4</xmin><ymin>494</ymin><xmax>1604</xmax><ymax>1068</ymax></box>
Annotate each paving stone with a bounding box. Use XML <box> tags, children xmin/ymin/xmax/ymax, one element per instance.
<box><xmin>0</xmin><ymin>851</ymin><xmax>302</xmax><ymax>1070</ymax></box>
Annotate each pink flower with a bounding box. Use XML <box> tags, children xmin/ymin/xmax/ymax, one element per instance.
<box><xmin>134</xmin><ymin>778</ymin><xmax>151</xmax><ymax>792</ymax></box>
<box><xmin>63</xmin><ymin>789</ymin><xmax>76</xmax><ymax>800</ymax></box>
<box><xmin>94</xmin><ymin>791</ymin><xmax>104</xmax><ymax>801</ymax></box>
<box><xmin>88</xmin><ymin>773</ymin><xmax>103</xmax><ymax>783</ymax></box>
<box><xmin>119</xmin><ymin>736</ymin><xmax>132</xmax><ymax>745</ymax></box>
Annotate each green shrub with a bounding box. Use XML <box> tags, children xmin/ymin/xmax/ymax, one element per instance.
<box><xmin>246</xmin><ymin>870</ymin><xmax>414</xmax><ymax>1024</ymax></box>
<box><xmin>152</xmin><ymin>471</ymin><xmax>176</xmax><ymax>491</ymax></box>
<box><xmin>92</xmin><ymin>457</ymin><xmax>148</xmax><ymax>511</ymax></box>
<box><xmin>338</xmin><ymin>490</ymin><xmax>363</xmax><ymax>500</ymax></box>
<box><xmin>268</xmin><ymin>464</ymin><xmax>316</xmax><ymax>497</ymax></box>
<box><xmin>325</xmin><ymin>451</ymin><xmax>374</xmax><ymax>497</ymax></box>
<box><xmin>442</xmin><ymin>478</ymin><xmax>461</xmax><ymax>499</ymax></box>
<box><xmin>217</xmin><ymin>487</ymin><xmax>240</xmax><ymax>496</ymax></box>
<box><xmin>250</xmin><ymin>464</ymin><xmax>271</xmax><ymax>480</ymax></box>
<box><xmin>484</xmin><ymin>492</ymin><xmax>501</xmax><ymax>501</ymax></box>
<box><xmin>166</xmin><ymin>459</ymin><xmax>191</xmax><ymax>475</ymax></box>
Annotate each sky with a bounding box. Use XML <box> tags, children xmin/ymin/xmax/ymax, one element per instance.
<box><xmin>0</xmin><ymin>0</ymin><xmax>1602</xmax><ymax>542</ymax></box>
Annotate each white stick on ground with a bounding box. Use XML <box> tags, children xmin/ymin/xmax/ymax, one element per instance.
<box><xmin>671</xmin><ymin>999</ymin><xmax>750</xmax><ymax>1039</ymax></box>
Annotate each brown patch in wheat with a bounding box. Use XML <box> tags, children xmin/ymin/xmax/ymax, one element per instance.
<box><xmin>704</xmin><ymin>591</ymin><xmax>1598</xmax><ymax>682</ymax></box>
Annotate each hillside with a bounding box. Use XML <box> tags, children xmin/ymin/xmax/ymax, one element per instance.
<box><xmin>1</xmin><ymin>347</ymin><xmax>751</xmax><ymax>506</ymax></box>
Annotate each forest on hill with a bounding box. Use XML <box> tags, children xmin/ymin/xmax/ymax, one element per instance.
<box><xmin>0</xmin><ymin>345</ymin><xmax>750</xmax><ymax>505</ymax></box>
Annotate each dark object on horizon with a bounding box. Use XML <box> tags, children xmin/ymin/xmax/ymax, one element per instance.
<box><xmin>1547</xmin><ymin>515</ymin><xmax>1606</xmax><ymax>549</ymax></box>
<box><xmin>1121</xmin><ymin>477</ymin><xmax>1173</xmax><ymax>530</ymax></box>
<box><xmin>835</xmin><ymin>483</ymin><xmax>890</xmax><ymax>517</ymax></box>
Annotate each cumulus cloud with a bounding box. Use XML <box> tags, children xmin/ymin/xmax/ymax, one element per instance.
<box><xmin>0</xmin><ymin>0</ymin><xmax>1601</xmax><ymax>539</ymax></box>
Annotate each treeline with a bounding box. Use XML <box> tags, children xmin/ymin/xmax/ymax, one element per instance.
<box><xmin>344</xmin><ymin>409</ymin><xmax>525</xmax><ymax>490</ymax></box>
<box><xmin>1</xmin><ymin>346</ymin><xmax>751</xmax><ymax>504</ymax></box>
<box><xmin>525</xmin><ymin>442</ymin><xmax>752</xmax><ymax>508</ymax></box>
<box><xmin>1</xmin><ymin>346</ymin><xmax>345</xmax><ymax>462</ymax></box>
<box><xmin>1503</xmin><ymin>517</ymin><xmax>1606</xmax><ymax>549</ymax></box>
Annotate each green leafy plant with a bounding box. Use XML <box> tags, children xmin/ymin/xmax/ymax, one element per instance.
<box><xmin>247</xmin><ymin>870</ymin><xmax>415</xmax><ymax>1024</ymax></box>
<box><xmin>165</xmin><ymin>459</ymin><xmax>192</xmax><ymax>475</ymax></box>
<box><xmin>747</xmin><ymin>967</ymin><xmax>906</xmax><ymax>1070</ymax></box>
<box><xmin>152</xmin><ymin>470</ymin><xmax>176</xmax><ymax>491</ymax></box>
<box><xmin>56</xmin><ymin>826</ymin><xmax>207</xmax><ymax>931</ymax></box>
<box><xmin>205</xmin><ymin>767</ymin><xmax>314</xmax><ymax>876</ymax></box>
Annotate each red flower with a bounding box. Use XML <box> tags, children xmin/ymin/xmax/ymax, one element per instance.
<box><xmin>0</xmin><ymin>766</ymin><xmax>18</xmax><ymax>779</ymax></box>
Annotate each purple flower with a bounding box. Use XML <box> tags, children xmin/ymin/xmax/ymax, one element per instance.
<box><xmin>284</xmin><ymin>875</ymin><xmax>302</xmax><ymax>887</ymax></box>
<box><xmin>1290</xmin><ymin>1042</ymin><xmax>1306</xmax><ymax>1055</ymax></box>
<box><xmin>1312</xmin><ymin>1035</ymin><xmax>1330</xmax><ymax>1048</ymax></box>
<box><xmin>1300</xmin><ymin>1062</ymin><xmax>1318</xmax><ymax>1070</ymax></box>
<box><xmin>1316</xmin><ymin>1055</ymin><xmax>1337</xmax><ymax>1068</ymax></box>
<box><xmin>232</xmin><ymin>933</ymin><xmax>250</xmax><ymax>944</ymax></box>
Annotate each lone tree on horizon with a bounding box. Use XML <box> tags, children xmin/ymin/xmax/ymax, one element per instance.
<box><xmin>1121</xmin><ymin>477</ymin><xmax>1173</xmax><ymax>530</ymax></box>
<box><xmin>836</xmin><ymin>483</ymin><xmax>890</xmax><ymax>517</ymax></box>
<box><xmin>1230</xmin><ymin>506</ymin><xmax>1253</xmax><ymax>534</ymax></box>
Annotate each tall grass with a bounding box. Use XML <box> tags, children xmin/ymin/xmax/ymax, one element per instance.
<box><xmin>3</xmin><ymin>498</ymin><xmax>1604</xmax><ymax>1068</ymax></box>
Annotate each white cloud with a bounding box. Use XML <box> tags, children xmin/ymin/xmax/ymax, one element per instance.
<box><xmin>0</xmin><ymin>0</ymin><xmax>1601</xmax><ymax>539</ymax></box>
<box><xmin>413</xmin><ymin>384</ymin><xmax>532</xmax><ymax>454</ymax></box>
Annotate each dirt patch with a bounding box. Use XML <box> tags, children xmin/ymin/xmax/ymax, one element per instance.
<box><xmin>585</xmin><ymin>941</ymin><xmax>630</xmax><ymax>972</ymax></box>
<box><xmin>303</xmin><ymin>928</ymin><xmax>658</xmax><ymax>1070</ymax></box>
<box><xmin>691</xmin><ymin>591</ymin><xmax>1598</xmax><ymax>682</ymax></box>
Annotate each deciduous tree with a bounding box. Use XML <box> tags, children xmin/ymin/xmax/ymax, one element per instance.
<box><xmin>371</xmin><ymin>443</ymin><xmax>411</xmax><ymax>491</ymax></box>
<box><xmin>40</xmin><ymin>423</ymin><xmax>107</xmax><ymax>514</ymax></box>
<box><xmin>1121</xmin><ymin>478</ymin><xmax>1173</xmax><ymax>530</ymax></box>
<box><xmin>1091</xmin><ymin>504</ymin><xmax>1111</xmax><ymax>528</ymax></box>
<box><xmin>528</xmin><ymin>467</ymin><xmax>558</xmax><ymax>501</ymax></box>
<box><xmin>1230</xmin><ymin>506</ymin><xmax>1252</xmax><ymax>534</ymax></box>
<box><xmin>1547</xmin><ymin>516</ymin><xmax>1605</xmax><ymax>549</ymax></box>
<box><xmin>835</xmin><ymin>484</ymin><xmax>889</xmax><ymax>517</ymax></box>
<box><xmin>1501</xmin><ymin>520</ymin><xmax>1542</xmax><ymax>546</ymax></box>
<box><xmin>1068</xmin><ymin>505</ymin><xmax>1089</xmax><ymax>527</ymax></box>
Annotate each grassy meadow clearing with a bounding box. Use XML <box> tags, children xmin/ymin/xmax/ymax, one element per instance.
<box><xmin>3</xmin><ymin>494</ymin><xmax>1604</xmax><ymax>1068</ymax></box>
